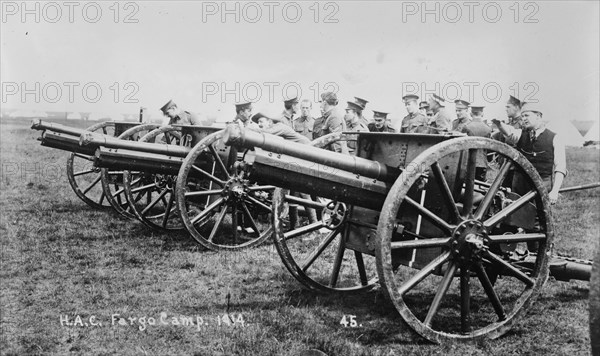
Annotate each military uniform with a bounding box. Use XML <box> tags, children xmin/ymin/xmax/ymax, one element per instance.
<box><xmin>400</xmin><ymin>112</ymin><xmax>429</xmax><ymax>133</ymax></box>
<box><xmin>279</xmin><ymin>110</ymin><xmax>294</xmax><ymax>127</ymax></box>
<box><xmin>313</xmin><ymin>108</ymin><xmax>347</xmax><ymax>153</ymax></box>
<box><xmin>368</xmin><ymin>123</ymin><xmax>395</xmax><ymax>132</ymax></box>
<box><xmin>452</xmin><ymin>116</ymin><xmax>472</xmax><ymax>132</ymax></box>
<box><xmin>292</xmin><ymin>115</ymin><xmax>314</xmax><ymax>140</ymax></box>
<box><xmin>169</xmin><ymin>111</ymin><xmax>202</xmax><ymax>126</ymax></box>
<box><xmin>264</xmin><ymin>122</ymin><xmax>311</xmax><ymax>144</ymax></box>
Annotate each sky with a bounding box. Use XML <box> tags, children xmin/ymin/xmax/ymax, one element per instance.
<box><xmin>1</xmin><ymin>1</ymin><xmax>599</xmax><ymax>127</ymax></box>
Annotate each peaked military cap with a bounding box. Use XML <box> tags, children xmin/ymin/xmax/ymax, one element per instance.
<box><xmin>235</xmin><ymin>102</ymin><xmax>252</xmax><ymax>112</ymax></box>
<box><xmin>284</xmin><ymin>97</ymin><xmax>299</xmax><ymax>105</ymax></box>
<box><xmin>373</xmin><ymin>110</ymin><xmax>389</xmax><ymax>118</ymax></box>
<box><xmin>508</xmin><ymin>95</ymin><xmax>522</xmax><ymax>108</ymax></box>
<box><xmin>354</xmin><ymin>97</ymin><xmax>369</xmax><ymax>109</ymax></box>
<box><xmin>419</xmin><ymin>101</ymin><xmax>430</xmax><ymax>109</ymax></box>
<box><xmin>402</xmin><ymin>94</ymin><xmax>419</xmax><ymax>103</ymax></box>
<box><xmin>251</xmin><ymin>112</ymin><xmax>272</xmax><ymax>123</ymax></box>
<box><xmin>346</xmin><ymin>101</ymin><xmax>363</xmax><ymax>112</ymax></box>
<box><xmin>454</xmin><ymin>99</ymin><xmax>470</xmax><ymax>109</ymax></box>
<box><xmin>470</xmin><ymin>105</ymin><xmax>485</xmax><ymax>114</ymax></box>
<box><xmin>160</xmin><ymin>99</ymin><xmax>176</xmax><ymax>114</ymax></box>
<box><xmin>430</xmin><ymin>94</ymin><xmax>446</xmax><ymax>106</ymax></box>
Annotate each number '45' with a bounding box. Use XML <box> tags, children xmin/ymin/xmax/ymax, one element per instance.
<box><xmin>340</xmin><ymin>315</ymin><xmax>358</xmax><ymax>327</ymax></box>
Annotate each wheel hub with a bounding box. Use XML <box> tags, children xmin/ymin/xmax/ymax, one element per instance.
<box><xmin>223</xmin><ymin>177</ymin><xmax>248</xmax><ymax>201</ymax></box>
<box><xmin>450</xmin><ymin>220</ymin><xmax>489</xmax><ymax>262</ymax></box>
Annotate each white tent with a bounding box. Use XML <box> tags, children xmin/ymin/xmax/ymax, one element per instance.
<box><xmin>584</xmin><ymin>121</ymin><xmax>599</xmax><ymax>142</ymax></box>
<box><xmin>546</xmin><ymin>120</ymin><xmax>585</xmax><ymax>147</ymax></box>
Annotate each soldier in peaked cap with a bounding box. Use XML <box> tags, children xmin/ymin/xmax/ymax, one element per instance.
<box><xmin>419</xmin><ymin>101</ymin><xmax>430</xmax><ymax>116</ymax></box>
<box><xmin>274</xmin><ymin>96</ymin><xmax>299</xmax><ymax>127</ymax></box>
<box><xmin>506</xmin><ymin>95</ymin><xmax>523</xmax><ymax>129</ymax></box>
<box><xmin>427</xmin><ymin>94</ymin><xmax>453</xmax><ymax>133</ymax></box>
<box><xmin>400</xmin><ymin>94</ymin><xmax>429</xmax><ymax>133</ymax></box>
<box><xmin>344</xmin><ymin>101</ymin><xmax>369</xmax><ymax>154</ymax></box>
<box><xmin>368</xmin><ymin>111</ymin><xmax>395</xmax><ymax>132</ymax></box>
<box><xmin>463</xmin><ymin>105</ymin><xmax>492</xmax><ymax>181</ymax></box>
<box><xmin>313</xmin><ymin>92</ymin><xmax>349</xmax><ymax>154</ymax></box>
<box><xmin>353</xmin><ymin>96</ymin><xmax>371</xmax><ymax>126</ymax></box>
<box><xmin>251</xmin><ymin>112</ymin><xmax>310</xmax><ymax>144</ymax></box>
<box><xmin>232</xmin><ymin>102</ymin><xmax>256</xmax><ymax>128</ymax></box>
<box><xmin>492</xmin><ymin>102</ymin><xmax>566</xmax><ymax>205</ymax></box>
<box><xmin>452</xmin><ymin>99</ymin><xmax>472</xmax><ymax>132</ymax></box>
<box><xmin>160</xmin><ymin>99</ymin><xmax>204</xmax><ymax>126</ymax></box>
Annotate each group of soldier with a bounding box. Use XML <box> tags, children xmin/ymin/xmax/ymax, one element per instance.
<box><xmin>159</xmin><ymin>91</ymin><xmax>566</xmax><ymax>204</ymax></box>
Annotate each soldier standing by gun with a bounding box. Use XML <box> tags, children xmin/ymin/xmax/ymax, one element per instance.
<box><xmin>274</xmin><ymin>97</ymin><xmax>299</xmax><ymax>127</ymax></box>
<box><xmin>344</xmin><ymin>101</ymin><xmax>369</xmax><ymax>155</ymax></box>
<box><xmin>368</xmin><ymin>111</ymin><xmax>395</xmax><ymax>132</ymax></box>
<box><xmin>160</xmin><ymin>100</ymin><xmax>204</xmax><ymax>125</ymax></box>
<box><xmin>400</xmin><ymin>94</ymin><xmax>429</xmax><ymax>133</ymax></box>
<box><xmin>451</xmin><ymin>99</ymin><xmax>472</xmax><ymax>132</ymax></box>
<box><xmin>292</xmin><ymin>99</ymin><xmax>315</xmax><ymax>141</ymax></box>
<box><xmin>313</xmin><ymin>92</ymin><xmax>349</xmax><ymax>154</ymax></box>
<box><xmin>492</xmin><ymin>102</ymin><xmax>566</xmax><ymax>205</ymax></box>
<box><xmin>426</xmin><ymin>94</ymin><xmax>453</xmax><ymax>133</ymax></box>
<box><xmin>464</xmin><ymin>105</ymin><xmax>492</xmax><ymax>181</ymax></box>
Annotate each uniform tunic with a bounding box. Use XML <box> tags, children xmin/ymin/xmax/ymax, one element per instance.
<box><xmin>313</xmin><ymin>108</ymin><xmax>348</xmax><ymax>153</ymax></box>
<box><xmin>264</xmin><ymin>123</ymin><xmax>311</xmax><ymax>144</ymax></box>
<box><xmin>400</xmin><ymin>112</ymin><xmax>429</xmax><ymax>133</ymax></box>
<box><xmin>345</xmin><ymin>120</ymin><xmax>369</xmax><ymax>154</ymax></box>
<box><xmin>451</xmin><ymin>116</ymin><xmax>472</xmax><ymax>133</ymax></box>
<box><xmin>292</xmin><ymin>115</ymin><xmax>315</xmax><ymax>141</ymax></box>
<box><xmin>168</xmin><ymin>111</ymin><xmax>203</xmax><ymax>125</ymax></box>
<box><xmin>367</xmin><ymin>123</ymin><xmax>395</xmax><ymax>133</ymax></box>
<box><xmin>428</xmin><ymin>108</ymin><xmax>453</xmax><ymax>133</ymax></box>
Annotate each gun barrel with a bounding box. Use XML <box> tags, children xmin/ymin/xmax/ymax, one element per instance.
<box><xmin>31</xmin><ymin>119</ymin><xmax>87</xmax><ymax>136</ymax></box>
<box><xmin>223</xmin><ymin>124</ymin><xmax>400</xmax><ymax>183</ymax></box>
<box><xmin>80</xmin><ymin>132</ymin><xmax>191</xmax><ymax>158</ymax></box>
<box><xmin>559</xmin><ymin>182</ymin><xmax>600</xmax><ymax>193</ymax></box>
<box><xmin>41</xmin><ymin>131</ymin><xmax>97</xmax><ymax>156</ymax></box>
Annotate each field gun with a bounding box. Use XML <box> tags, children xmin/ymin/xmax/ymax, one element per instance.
<box><xmin>205</xmin><ymin>123</ymin><xmax>595</xmax><ymax>343</ymax></box>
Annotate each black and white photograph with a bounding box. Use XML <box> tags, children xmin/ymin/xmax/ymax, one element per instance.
<box><xmin>1</xmin><ymin>1</ymin><xmax>599</xmax><ymax>354</ymax></box>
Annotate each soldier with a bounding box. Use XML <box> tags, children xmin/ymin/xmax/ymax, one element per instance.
<box><xmin>251</xmin><ymin>112</ymin><xmax>311</xmax><ymax>144</ymax></box>
<box><xmin>344</xmin><ymin>101</ymin><xmax>369</xmax><ymax>154</ymax></box>
<box><xmin>274</xmin><ymin>97</ymin><xmax>299</xmax><ymax>127</ymax></box>
<box><xmin>368</xmin><ymin>111</ymin><xmax>395</xmax><ymax>132</ymax></box>
<box><xmin>427</xmin><ymin>94</ymin><xmax>453</xmax><ymax>133</ymax></box>
<box><xmin>451</xmin><ymin>99</ymin><xmax>472</xmax><ymax>132</ymax></box>
<box><xmin>492</xmin><ymin>102</ymin><xmax>566</xmax><ymax>205</ymax></box>
<box><xmin>506</xmin><ymin>95</ymin><xmax>523</xmax><ymax>129</ymax></box>
<box><xmin>292</xmin><ymin>99</ymin><xmax>315</xmax><ymax>141</ymax></box>
<box><xmin>419</xmin><ymin>101</ymin><xmax>429</xmax><ymax>116</ymax></box>
<box><xmin>313</xmin><ymin>92</ymin><xmax>349</xmax><ymax>154</ymax></box>
<box><xmin>160</xmin><ymin>100</ymin><xmax>204</xmax><ymax>125</ymax></box>
<box><xmin>464</xmin><ymin>105</ymin><xmax>492</xmax><ymax>138</ymax></box>
<box><xmin>232</xmin><ymin>102</ymin><xmax>258</xmax><ymax>128</ymax></box>
<box><xmin>400</xmin><ymin>94</ymin><xmax>429</xmax><ymax>133</ymax></box>
<box><xmin>354</xmin><ymin>96</ymin><xmax>370</xmax><ymax>127</ymax></box>
<box><xmin>464</xmin><ymin>105</ymin><xmax>492</xmax><ymax>181</ymax></box>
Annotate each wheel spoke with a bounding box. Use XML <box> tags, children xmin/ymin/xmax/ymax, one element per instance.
<box><xmin>284</xmin><ymin>195</ymin><xmax>327</xmax><ymax>210</ymax></box>
<box><xmin>130</xmin><ymin>182</ymin><xmax>156</xmax><ymax>194</ymax></box>
<box><xmin>474</xmin><ymin>160</ymin><xmax>512</xmax><ymax>220</ymax></box>
<box><xmin>191</xmin><ymin>164</ymin><xmax>226</xmax><ymax>186</ymax></box>
<box><xmin>190</xmin><ymin>198</ymin><xmax>224</xmax><ymax>225</ymax></box>
<box><xmin>161</xmin><ymin>192</ymin><xmax>175</xmax><ymax>228</ymax></box>
<box><xmin>398</xmin><ymin>251</ymin><xmax>451</xmax><ymax>295</ymax></box>
<box><xmin>483</xmin><ymin>190</ymin><xmax>537</xmax><ymax>228</ymax></box>
<box><xmin>431</xmin><ymin>162</ymin><xmax>460</xmax><ymax>223</ymax></box>
<box><xmin>73</xmin><ymin>168</ymin><xmax>95</xmax><ymax>177</ymax></box>
<box><xmin>483</xmin><ymin>250</ymin><xmax>535</xmax><ymax>287</ymax></box>
<box><xmin>185</xmin><ymin>189</ymin><xmax>223</xmax><ymax>197</ymax></box>
<box><xmin>245</xmin><ymin>195</ymin><xmax>271</xmax><ymax>212</ymax></box>
<box><xmin>284</xmin><ymin>221</ymin><xmax>324</xmax><ymax>240</ymax></box>
<box><xmin>405</xmin><ymin>196</ymin><xmax>454</xmax><ymax>233</ymax></box>
<box><xmin>424</xmin><ymin>261</ymin><xmax>457</xmax><ymax>327</ymax></box>
<box><xmin>391</xmin><ymin>237</ymin><xmax>450</xmax><ymax>250</ymax></box>
<box><xmin>141</xmin><ymin>188</ymin><xmax>168</xmax><ymax>216</ymax></box>
<box><xmin>462</xmin><ymin>149</ymin><xmax>478</xmax><ymax>216</ymax></box>
<box><xmin>241</xmin><ymin>202</ymin><xmax>260</xmax><ymax>235</ymax></box>
<box><xmin>208</xmin><ymin>205</ymin><xmax>228</xmax><ymax>242</ymax></box>
<box><xmin>329</xmin><ymin>227</ymin><xmax>348</xmax><ymax>288</ymax></box>
<box><xmin>232</xmin><ymin>203</ymin><xmax>239</xmax><ymax>245</ymax></box>
<box><xmin>98</xmin><ymin>191</ymin><xmax>106</xmax><ymax>205</ymax></box>
<box><xmin>208</xmin><ymin>144</ymin><xmax>231</xmax><ymax>179</ymax></box>
<box><xmin>473</xmin><ymin>262</ymin><xmax>506</xmax><ymax>320</ymax></box>
<box><xmin>82</xmin><ymin>175</ymin><xmax>102</xmax><ymax>194</ymax></box>
<box><xmin>487</xmin><ymin>233</ymin><xmax>546</xmax><ymax>243</ymax></box>
<box><xmin>460</xmin><ymin>265</ymin><xmax>471</xmax><ymax>333</ymax></box>
<box><xmin>300</xmin><ymin>227</ymin><xmax>340</xmax><ymax>272</ymax></box>
<box><xmin>355</xmin><ymin>251</ymin><xmax>368</xmax><ymax>286</ymax></box>
<box><xmin>249</xmin><ymin>185</ymin><xmax>277</xmax><ymax>191</ymax></box>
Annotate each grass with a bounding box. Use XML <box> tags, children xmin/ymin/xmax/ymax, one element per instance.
<box><xmin>1</xmin><ymin>118</ymin><xmax>599</xmax><ymax>355</ymax></box>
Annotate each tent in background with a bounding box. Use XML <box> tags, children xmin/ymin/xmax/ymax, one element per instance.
<box><xmin>584</xmin><ymin>121</ymin><xmax>599</xmax><ymax>142</ymax></box>
<box><xmin>546</xmin><ymin>119</ymin><xmax>585</xmax><ymax>147</ymax></box>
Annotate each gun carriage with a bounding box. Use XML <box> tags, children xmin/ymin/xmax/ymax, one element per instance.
<box><xmin>32</xmin><ymin>119</ymin><xmax>597</xmax><ymax>343</ymax></box>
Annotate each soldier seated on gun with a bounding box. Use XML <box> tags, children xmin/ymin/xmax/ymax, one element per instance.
<box><xmin>160</xmin><ymin>99</ymin><xmax>204</xmax><ymax>126</ymax></box>
<box><xmin>251</xmin><ymin>112</ymin><xmax>311</xmax><ymax>144</ymax></box>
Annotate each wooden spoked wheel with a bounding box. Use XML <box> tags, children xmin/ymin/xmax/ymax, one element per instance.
<box><xmin>66</xmin><ymin>122</ymin><xmax>117</xmax><ymax>210</ymax></box>
<box><xmin>100</xmin><ymin>124</ymin><xmax>160</xmax><ymax>218</ymax></box>
<box><xmin>272</xmin><ymin>188</ymin><xmax>379</xmax><ymax>293</ymax></box>
<box><xmin>591</xmin><ymin>247</ymin><xmax>600</xmax><ymax>356</ymax></box>
<box><xmin>376</xmin><ymin>137</ymin><xmax>553</xmax><ymax>343</ymax></box>
<box><xmin>123</xmin><ymin>126</ymin><xmax>185</xmax><ymax>230</ymax></box>
<box><xmin>176</xmin><ymin>130</ymin><xmax>274</xmax><ymax>251</ymax></box>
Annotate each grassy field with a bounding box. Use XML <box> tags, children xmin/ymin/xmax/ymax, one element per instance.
<box><xmin>1</xmin><ymin>118</ymin><xmax>599</xmax><ymax>355</ymax></box>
